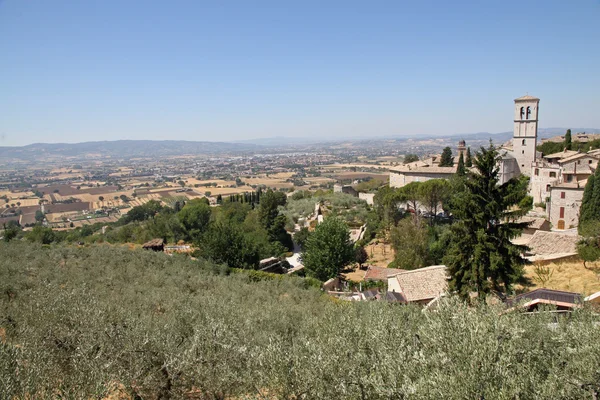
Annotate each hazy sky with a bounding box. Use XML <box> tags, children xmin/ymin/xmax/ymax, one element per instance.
<box><xmin>1</xmin><ymin>0</ymin><xmax>599</xmax><ymax>146</ymax></box>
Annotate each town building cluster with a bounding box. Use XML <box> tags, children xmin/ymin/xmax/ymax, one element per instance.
<box><xmin>390</xmin><ymin>95</ymin><xmax>598</xmax><ymax>231</ymax></box>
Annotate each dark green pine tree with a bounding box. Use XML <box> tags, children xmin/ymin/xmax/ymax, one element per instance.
<box><xmin>565</xmin><ymin>129</ymin><xmax>572</xmax><ymax>151</ymax></box>
<box><xmin>579</xmin><ymin>166</ymin><xmax>600</xmax><ymax>233</ymax></box>
<box><xmin>465</xmin><ymin>147</ymin><xmax>473</xmax><ymax>167</ymax></box>
<box><xmin>439</xmin><ymin>147</ymin><xmax>454</xmax><ymax>167</ymax></box>
<box><xmin>444</xmin><ymin>143</ymin><xmax>531</xmax><ymax>300</ymax></box>
<box><xmin>456</xmin><ymin>153</ymin><xmax>466</xmax><ymax>176</ymax></box>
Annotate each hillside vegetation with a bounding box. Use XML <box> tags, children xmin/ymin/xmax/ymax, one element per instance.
<box><xmin>3</xmin><ymin>242</ymin><xmax>600</xmax><ymax>399</ymax></box>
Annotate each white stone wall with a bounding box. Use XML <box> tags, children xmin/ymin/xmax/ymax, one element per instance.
<box><xmin>358</xmin><ymin>192</ymin><xmax>375</xmax><ymax>205</ymax></box>
<box><xmin>389</xmin><ymin>171</ymin><xmax>454</xmax><ymax>188</ymax></box>
<box><xmin>389</xmin><ymin>170</ymin><xmax>405</xmax><ymax>188</ymax></box>
<box><xmin>561</xmin><ymin>156</ymin><xmax>598</xmax><ymax>175</ymax></box>
<box><xmin>530</xmin><ymin>165</ymin><xmax>561</xmax><ymax>204</ymax></box>
<box><xmin>498</xmin><ymin>157</ymin><xmax>519</xmax><ymax>185</ymax></box>
<box><xmin>548</xmin><ymin>187</ymin><xmax>584</xmax><ymax>230</ymax></box>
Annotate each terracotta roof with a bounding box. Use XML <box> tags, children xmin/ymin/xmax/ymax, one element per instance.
<box><xmin>508</xmin><ymin>288</ymin><xmax>582</xmax><ymax>307</ymax></box>
<box><xmin>557</xmin><ymin>152</ymin><xmax>598</xmax><ymax>164</ymax></box>
<box><xmin>552</xmin><ymin>179</ymin><xmax>588</xmax><ymax>189</ymax></box>
<box><xmin>142</xmin><ymin>238</ymin><xmax>164</xmax><ymax>248</ymax></box>
<box><xmin>514</xmin><ymin>95</ymin><xmax>540</xmax><ymax>101</ymax></box>
<box><xmin>526</xmin><ymin>231</ymin><xmax>579</xmax><ymax>256</ymax></box>
<box><xmin>543</xmin><ymin>149</ymin><xmax>579</xmax><ymax>160</ymax></box>
<box><xmin>518</xmin><ymin>216</ymin><xmax>549</xmax><ymax>230</ymax></box>
<box><xmin>390</xmin><ymin>265</ymin><xmax>448</xmax><ymax>303</ymax></box>
<box><xmin>364</xmin><ymin>265</ymin><xmax>405</xmax><ymax>281</ymax></box>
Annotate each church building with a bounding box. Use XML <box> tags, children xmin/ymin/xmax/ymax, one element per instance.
<box><xmin>389</xmin><ymin>95</ymin><xmax>598</xmax><ymax>230</ymax></box>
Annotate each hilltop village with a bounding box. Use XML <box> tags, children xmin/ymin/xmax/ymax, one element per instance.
<box><xmin>4</xmin><ymin>96</ymin><xmax>600</xmax><ymax>398</ymax></box>
<box><xmin>2</xmin><ymin>95</ymin><xmax>600</xmax><ymax>306</ymax></box>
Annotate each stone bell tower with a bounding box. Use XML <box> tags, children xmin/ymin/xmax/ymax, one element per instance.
<box><xmin>513</xmin><ymin>95</ymin><xmax>540</xmax><ymax>176</ymax></box>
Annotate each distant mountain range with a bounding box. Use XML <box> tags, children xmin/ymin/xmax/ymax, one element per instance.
<box><xmin>0</xmin><ymin>140</ymin><xmax>262</xmax><ymax>162</ymax></box>
<box><xmin>2</xmin><ymin>128</ymin><xmax>598</xmax><ymax>163</ymax></box>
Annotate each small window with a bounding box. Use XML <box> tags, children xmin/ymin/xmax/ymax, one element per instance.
<box><xmin>522</xmin><ymin>139</ymin><xmax>526</xmax><ymax>145</ymax></box>
<box><xmin>561</xmin><ymin>192</ymin><xmax>565</xmax><ymax>199</ymax></box>
<box><xmin>535</xmin><ymin>168</ymin><xmax>539</xmax><ymax>176</ymax></box>
<box><xmin>560</xmin><ymin>207</ymin><xmax>565</xmax><ymax>219</ymax></box>
<box><xmin>521</xmin><ymin>164</ymin><xmax>525</xmax><ymax>167</ymax></box>
<box><xmin>578</xmin><ymin>160</ymin><xmax>581</xmax><ymax>164</ymax></box>
<box><xmin>522</xmin><ymin>150</ymin><xmax>525</xmax><ymax>154</ymax></box>
<box><xmin>590</xmin><ymin>160</ymin><xmax>593</xmax><ymax>164</ymax></box>
<box><xmin>546</xmin><ymin>184</ymin><xmax>551</xmax><ymax>192</ymax></box>
<box><xmin>549</xmin><ymin>172</ymin><xmax>557</xmax><ymax>178</ymax></box>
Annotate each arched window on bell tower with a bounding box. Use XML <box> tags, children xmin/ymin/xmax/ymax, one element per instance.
<box><xmin>520</xmin><ymin>107</ymin><xmax>525</xmax><ymax>119</ymax></box>
<box><xmin>526</xmin><ymin>106</ymin><xmax>531</xmax><ymax>120</ymax></box>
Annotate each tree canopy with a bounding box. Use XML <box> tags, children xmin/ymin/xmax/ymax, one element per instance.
<box><xmin>443</xmin><ymin>143</ymin><xmax>531</xmax><ymax>300</ymax></box>
<box><xmin>577</xmin><ymin>166</ymin><xmax>600</xmax><ymax>268</ymax></box>
<box><xmin>403</xmin><ymin>154</ymin><xmax>419</xmax><ymax>164</ymax></box>
<box><xmin>302</xmin><ymin>217</ymin><xmax>354</xmax><ymax>281</ymax></box>
<box><xmin>465</xmin><ymin>147</ymin><xmax>473</xmax><ymax>167</ymax></box>
<box><xmin>439</xmin><ymin>147</ymin><xmax>454</xmax><ymax>167</ymax></box>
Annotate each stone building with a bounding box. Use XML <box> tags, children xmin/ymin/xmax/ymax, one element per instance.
<box><xmin>388</xmin><ymin>94</ymin><xmax>597</xmax><ymax>230</ymax></box>
<box><xmin>548</xmin><ymin>182</ymin><xmax>586</xmax><ymax>230</ymax></box>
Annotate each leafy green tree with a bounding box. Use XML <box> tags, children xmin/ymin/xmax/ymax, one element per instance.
<box><xmin>302</xmin><ymin>217</ymin><xmax>354</xmax><ymax>281</ymax></box>
<box><xmin>2</xmin><ymin>221</ymin><xmax>20</xmax><ymax>242</ymax></box>
<box><xmin>439</xmin><ymin>147</ymin><xmax>454</xmax><ymax>167</ymax></box>
<box><xmin>400</xmin><ymin>181</ymin><xmax>422</xmax><ymax>215</ymax></box>
<box><xmin>293</xmin><ymin>227</ymin><xmax>310</xmax><ymax>249</ymax></box>
<box><xmin>202</xmin><ymin>222</ymin><xmax>259</xmax><ymax>269</ymax></box>
<box><xmin>373</xmin><ymin>185</ymin><xmax>404</xmax><ymax>228</ymax></box>
<box><xmin>25</xmin><ymin>225</ymin><xmax>56</xmax><ymax>244</ymax></box>
<box><xmin>578</xmin><ymin>221</ymin><xmax>600</xmax><ymax>269</ymax></box>
<box><xmin>34</xmin><ymin>210</ymin><xmax>45</xmax><ymax>223</ymax></box>
<box><xmin>565</xmin><ymin>129</ymin><xmax>572</xmax><ymax>151</ymax></box>
<box><xmin>578</xmin><ymin>170</ymin><xmax>600</xmax><ymax>268</ymax></box>
<box><xmin>121</xmin><ymin>200</ymin><xmax>164</xmax><ymax>224</ymax></box>
<box><xmin>403</xmin><ymin>154</ymin><xmax>419</xmax><ymax>164</ymax></box>
<box><xmin>465</xmin><ymin>147</ymin><xmax>473</xmax><ymax>167</ymax></box>
<box><xmin>390</xmin><ymin>218</ymin><xmax>431</xmax><ymax>270</ymax></box>
<box><xmin>418</xmin><ymin>179</ymin><xmax>451</xmax><ymax>218</ymax></box>
<box><xmin>258</xmin><ymin>189</ymin><xmax>292</xmax><ymax>250</ymax></box>
<box><xmin>177</xmin><ymin>199</ymin><xmax>211</xmax><ymax>240</ymax></box>
<box><xmin>355</xmin><ymin>246</ymin><xmax>368</xmax><ymax>268</ymax></box>
<box><xmin>444</xmin><ymin>143</ymin><xmax>531</xmax><ymax>300</ymax></box>
<box><xmin>456</xmin><ymin>152</ymin><xmax>466</xmax><ymax>176</ymax></box>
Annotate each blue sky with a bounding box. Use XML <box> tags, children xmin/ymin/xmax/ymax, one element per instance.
<box><xmin>1</xmin><ymin>0</ymin><xmax>599</xmax><ymax>146</ymax></box>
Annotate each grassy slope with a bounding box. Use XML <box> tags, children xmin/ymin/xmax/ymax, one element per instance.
<box><xmin>524</xmin><ymin>260</ymin><xmax>600</xmax><ymax>295</ymax></box>
<box><xmin>2</xmin><ymin>242</ymin><xmax>600</xmax><ymax>399</ymax></box>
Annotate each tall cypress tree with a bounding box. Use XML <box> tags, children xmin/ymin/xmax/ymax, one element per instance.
<box><xmin>465</xmin><ymin>147</ymin><xmax>473</xmax><ymax>167</ymax></box>
<box><xmin>565</xmin><ymin>129</ymin><xmax>572</xmax><ymax>151</ymax></box>
<box><xmin>439</xmin><ymin>147</ymin><xmax>454</xmax><ymax>167</ymax></box>
<box><xmin>456</xmin><ymin>153</ymin><xmax>466</xmax><ymax>176</ymax></box>
<box><xmin>444</xmin><ymin>143</ymin><xmax>531</xmax><ymax>300</ymax></box>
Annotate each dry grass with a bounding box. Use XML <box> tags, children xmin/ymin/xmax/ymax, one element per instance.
<box><xmin>244</xmin><ymin>177</ymin><xmax>293</xmax><ymax>188</ymax></box>
<box><xmin>364</xmin><ymin>240</ymin><xmax>395</xmax><ymax>267</ymax></box>
<box><xmin>184</xmin><ymin>178</ymin><xmax>237</xmax><ymax>187</ymax></box>
<box><xmin>524</xmin><ymin>259</ymin><xmax>600</xmax><ymax>295</ymax></box>
<box><xmin>343</xmin><ymin>266</ymin><xmax>367</xmax><ymax>282</ymax></box>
